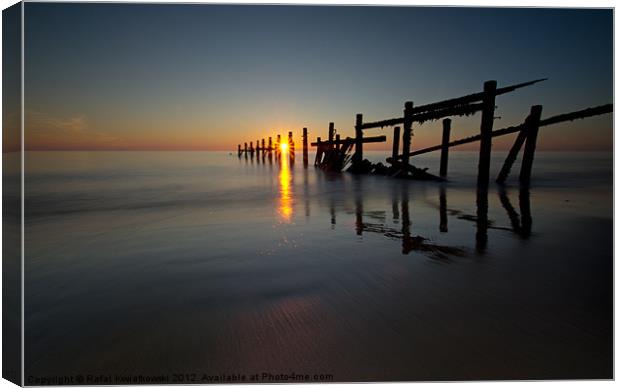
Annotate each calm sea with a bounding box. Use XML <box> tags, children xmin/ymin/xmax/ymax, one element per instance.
<box><xmin>21</xmin><ymin>150</ymin><xmax>612</xmax><ymax>381</ymax></box>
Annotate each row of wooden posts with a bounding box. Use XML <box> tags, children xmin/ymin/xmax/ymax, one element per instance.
<box><xmin>238</xmin><ymin>79</ymin><xmax>612</xmax><ymax>186</ymax></box>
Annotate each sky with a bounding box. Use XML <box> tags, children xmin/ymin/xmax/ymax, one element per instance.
<box><xmin>21</xmin><ymin>4</ymin><xmax>613</xmax><ymax>151</ymax></box>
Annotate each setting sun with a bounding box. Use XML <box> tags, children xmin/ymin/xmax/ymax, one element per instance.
<box><xmin>280</xmin><ymin>142</ymin><xmax>288</xmax><ymax>152</ymax></box>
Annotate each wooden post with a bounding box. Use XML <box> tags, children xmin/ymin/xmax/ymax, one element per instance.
<box><xmin>244</xmin><ymin>142</ymin><xmax>248</xmax><ymax>159</ymax></box>
<box><xmin>276</xmin><ymin>134</ymin><xmax>281</xmax><ymax>160</ymax></box>
<box><xmin>439</xmin><ymin>118</ymin><xmax>451</xmax><ymax>177</ymax></box>
<box><xmin>250</xmin><ymin>141</ymin><xmax>254</xmax><ymax>158</ymax></box>
<box><xmin>402</xmin><ymin>102</ymin><xmax>414</xmax><ymax>169</ymax></box>
<box><xmin>477</xmin><ymin>80</ymin><xmax>497</xmax><ymax>187</ymax></box>
<box><xmin>496</xmin><ymin>106</ymin><xmax>541</xmax><ymax>184</ymax></box>
<box><xmin>268</xmin><ymin>137</ymin><xmax>273</xmax><ymax>163</ymax></box>
<box><xmin>302</xmin><ymin>127</ymin><xmax>308</xmax><ymax>167</ymax></box>
<box><xmin>261</xmin><ymin>139</ymin><xmax>266</xmax><ymax>160</ymax></box>
<box><xmin>314</xmin><ymin>137</ymin><xmax>322</xmax><ymax>166</ymax></box>
<box><xmin>519</xmin><ymin>105</ymin><xmax>543</xmax><ymax>186</ymax></box>
<box><xmin>335</xmin><ymin>134</ymin><xmax>341</xmax><ymax>151</ymax></box>
<box><xmin>256</xmin><ymin>139</ymin><xmax>260</xmax><ymax>158</ymax></box>
<box><xmin>288</xmin><ymin>131</ymin><xmax>294</xmax><ymax>164</ymax></box>
<box><xmin>392</xmin><ymin>126</ymin><xmax>401</xmax><ymax>162</ymax></box>
<box><xmin>237</xmin><ymin>144</ymin><xmax>241</xmax><ymax>157</ymax></box>
<box><xmin>328</xmin><ymin>122</ymin><xmax>335</xmax><ymax>149</ymax></box>
<box><xmin>354</xmin><ymin>114</ymin><xmax>363</xmax><ymax>166</ymax></box>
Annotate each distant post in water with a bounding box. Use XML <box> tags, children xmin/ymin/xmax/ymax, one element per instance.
<box><xmin>244</xmin><ymin>142</ymin><xmax>248</xmax><ymax>159</ymax></box>
<box><xmin>328</xmin><ymin>122</ymin><xmax>335</xmax><ymax>149</ymax></box>
<box><xmin>288</xmin><ymin>131</ymin><xmax>295</xmax><ymax>164</ymax></box>
<box><xmin>335</xmin><ymin>134</ymin><xmax>341</xmax><ymax>151</ymax></box>
<box><xmin>276</xmin><ymin>134</ymin><xmax>281</xmax><ymax>160</ymax></box>
<box><xmin>440</xmin><ymin>118</ymin><xmax>451</xmax><ymax>177</ymax></box>
<box><xmin>402</xmin><ymin>101</ymin><xmax>414</xmax><ymax>169</ymax></box>
<box><xmin>477</xmin><ymin>80</ymin><xmax>497</xmax><ymax>187</ymax></box>
<box><xmin>256</xmin><ymin>139</ymin><xmax>260</xmax><ymax>159</ymax></box>
<box><xmin>392</xmin><ymin>126</ymin><xmax>401</xmax><ymax>162</ymax></box>
<box><xmin>250</xmin><ymin>141</ymin><xmax>254</xmax><ymax>158</ymax></box>
<box><xmin>261</xmin><ymin>139</ymin><xmax>266</xmax><ymax>160</ymax></box>
<box><xmin>268</xmin><ymin>137</ymin><xmax>273</xmax><ymax>162</ymax></box>
<box><xmin>354</xmin><ymin>114</ymin><xmax>363</xmax><ymax>167</ymax></box>
<box><xmin>519</xmin><ymin>105</ymin><xmax>543</xmax><ymax>186</ymax></box>
<box><xmin>302</xmin><ymin>127</ymin><xmax>309</xmax><ymax>167</ymax></box>
<box><xmin>237</xmin><ymin>144</ymin><xmax>241</xmax><ymax>157</ymax></box>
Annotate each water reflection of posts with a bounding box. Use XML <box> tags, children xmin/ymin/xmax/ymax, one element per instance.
<box><xmin>354</xmin><ymin>179</ymin><xmax>364</xmax><ymax>236</ymax></box>
<box><xmin>439</xmin><ymin>186</ymin><xmax>448</xmax><ymax>233</ymax></box>
<box><xmin>498</xmin><ymin>187</ymin><xmax>532</xmax><ymax>238</ymax></box>
<box><xmin>303</xmin><ymin>167</ymin><xmax>310</xmax><ymax>218</ymax></box>
<box><xmin>519</xmin><ymin>187</ymin><xmax>532</xmax><ymax>237</ymax></box>
<box><xmin>401</xmin><ymin>185</ymin><xmax>411</xmax><ymax>254</ymax></box>
<box><xmin>476</xmin><ymin>187</ymin><xmax>488</xmax><ymax>253</ymax></box>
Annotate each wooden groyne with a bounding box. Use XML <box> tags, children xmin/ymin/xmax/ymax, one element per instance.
<box><xmin>237</xmin><ymin>79</ymin><xmax>613</xmax><ymax>186</ymax></box>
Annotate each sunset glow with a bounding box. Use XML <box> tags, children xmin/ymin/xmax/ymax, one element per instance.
<box><xmin>278</xmin><ymin>156</ymin><xmax>293</xmax><ymax>222</ymax></box>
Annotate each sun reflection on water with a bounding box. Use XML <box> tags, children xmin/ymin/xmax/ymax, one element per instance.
<box><xmin>278</xmin><ymin>154</ymin><xmax>293</xmax><ymax>222</ymax></box>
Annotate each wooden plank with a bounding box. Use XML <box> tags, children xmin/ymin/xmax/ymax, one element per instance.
<box><xmin>311</xmin><ymin>135</ymin><xmax>386</xmax><ymax>147</ymax></box>
<box><xmin>392</xmin><ymin>103</ymin><xmax>612</xmax><ymax>161</ymax></box>
<box><xmin>359</xmin><ymin>78</ymin><xmax>545</xmax><ymax>130</ymax></box>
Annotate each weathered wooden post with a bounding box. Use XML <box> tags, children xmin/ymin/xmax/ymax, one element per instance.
<box><xmin>302</xmin><ymin>127</ymin><xmax>309</xmax><ymax>167</ymax></box>
<box><xmin>315</xmin><ymin>137</ymin><xmax>323</xmax><ymax>166</ymax></box>
<box><xmin>288</xmin><ymin>131</ymin><xmax>295</xmax><ymax>164</ymax></box>
<box><xmin>237</xmin><ymin>144</ymin><xmax>241</xmax><ymax>157</ymax></box>
<box><xmin>244</xmin><ymin>142</ymin><xmax>248</xmax><ymax>159</ymax></box>
<box><xmin>276</xmin><ymin>134</ymin><xmax>281</xmax><ymax>160</ymax></box>
<box><xmin>392</xmin><ymin>126</ymin><xmax>401</xmax><ymax>162</ymax></box>
<box><xmin>261</xmin><ymin>139</ymin><xmax>266</xmax><ymax>160</ymax></box>
<box><xmin>256</xmin><ymin>139</ymin><xmax>260</xmax><ymax>159</ymax></box>
<box><xmin>496</xmin><ymin>105</ymin><xmax>542</xmax><ymax>184</ymax></box>
<box><xmin>519</xmin><ymin>105</ymin><xmax>543</xmax><ymax>186</ymax></box>
<box><xmin>353</xmin><ymin>114</ymin><xmax>363</xmax><ymax>168</ymax></box>
<box><xmin>402</xmin><ymin>101</ymin><xmax>414</xmax><ymax>170</ymax></box>
<box><xmin>439</xmin><ymin>118</ymin><xmax>451</xmax><ymax>177</ymax></box>
<box><xmin>335</xmin><ymin>134</ymin><xmax>341</xmax><ymax>152</ymax></box>
<box><xmin>328</xmin><ymin>122</ymin><xmax>335</xmax><ymax>149</ymax></box>
<box><xmin>249</xmin><ymin>141</ymin><xmax>255</xmax><ymax>158</ymax></box>
<box><xmin>268</xmin><ymin>137</ymin><xmax>273</xmax><ymax>162</ymax></box>
<box><xmin>477</xmin><ymin>80</ymin><xmax>497</xmax><ymax>187</ymax></box>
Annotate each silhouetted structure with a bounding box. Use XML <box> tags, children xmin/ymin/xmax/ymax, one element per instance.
<box><xmin>236</xmin><ymin>78</ymin><xmax>612</xmax><ymax>186</ymax></box>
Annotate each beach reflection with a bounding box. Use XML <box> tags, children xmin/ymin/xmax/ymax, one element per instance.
<box><xmin>278</xmin><ymin>153</ymin><xmax>293</xmax><ymax>222</ymax></box>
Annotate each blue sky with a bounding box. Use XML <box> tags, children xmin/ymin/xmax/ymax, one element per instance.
<box><xmin>23</xmin><ymin>4</ymin><xmax>613</xmax><ymax>150</ymax></box>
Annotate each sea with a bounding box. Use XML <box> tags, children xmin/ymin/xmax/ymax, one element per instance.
<box><xmin>16</xmin><ymin>150</ymin><xmax>613</xmax><ymax>381</ymax></box>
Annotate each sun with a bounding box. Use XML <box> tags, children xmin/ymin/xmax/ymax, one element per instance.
<box><xmin>280</xmin><ymin>142</ymin><xmax>288</xmax><ymax>152</ymax></box>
